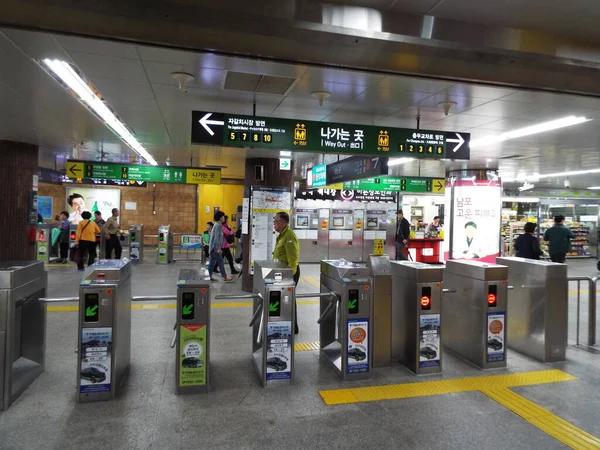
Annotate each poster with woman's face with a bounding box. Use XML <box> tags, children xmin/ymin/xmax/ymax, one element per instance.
<box><xmin>66</xmin><ymin>188</ymin><xmax>121</xmax><ymax>224</ymax></box>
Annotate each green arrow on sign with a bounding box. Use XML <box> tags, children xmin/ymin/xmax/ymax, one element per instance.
<box><xmin>281</xmin><ymin>160</ymin><xmax>289</xmax><ymax>168</ymax></box>
<box><xmin>269</xmin><ymin>301</ymin><xmax>280</xmax><ymax>312</ymax></box>
<box><xmin>348</xmin><ymin>299</ymin><xmax>357</xmax><ymax>309</ymax></box>
<box><xmin>86</xmin><ymin>305</ymin><xmax>99</xmax><ymax>316</ymax></box>
<box><xmin>182</xmin><ymin>304</ymin><xmax>194</xmax><ymax>315</ymax></box>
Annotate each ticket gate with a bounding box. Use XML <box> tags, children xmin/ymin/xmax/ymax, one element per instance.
<box><xmin>129</xmin><ymin>225</ymin><xmax>144</xmax><ymax>263</ymax></box>
<box><xmin>319</xmin><ymin>260</ymin><xmax>372</xmax><ymax>380</ymax></box>
<box><xmin>77</xmin><ymin>260</ymin><xmax>132</xmax><ymax>402</ymax></box>
<box><xmin>0</xmin><ymin>261</ymin><xmax>47</xmax><ymax>410</ymax></box>
<box><xmin>157</xmin><ymin>225</ymin><xmax>173</xmax><ymax>264</ymax></box>
<box><xmin>174</xmin><ymin>269</ymin><xmax>211</xmax><ymax>394</ymax></box>
<box><xmin>367</xmin><ymin>255</ymin><xmax>392</xmax><ymax>367</ymax></box>
<box><xmin>391</xmin><ymin>261</ymin><xmax>444</xmax><ymax>375</ymax></box>
<box><xmin>35</xmin><ymin>224</ymin><xmax>57</xmax><ymax>263</ymax></box>
<box><xmin>497</xmin><ymin>257</ymin><xmax>568</xmax><ymax>362</ymax></box>
<box><xmin>443</xmin><ymin>260</ymin><xmax>509</xmax><ymax>370</ymax></box>
<box><xmin>249</xmin><ymin>261</ymin><xmax>296</xmax><ymax>387</ymax></box>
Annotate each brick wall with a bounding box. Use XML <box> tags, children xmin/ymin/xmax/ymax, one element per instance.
<box><xmin>38</xmin><ymin>183</ymin><xmax>198</xmax><ymax>240</ymax></box>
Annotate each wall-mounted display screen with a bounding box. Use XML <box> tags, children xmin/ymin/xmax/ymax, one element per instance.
<box><xmin>296</xmin><ymin>215</ymin><xmax>309</xmax><ymax>227</ymax></box>
<box><xmin>332</xmin><ymin>216</ymin><xmax>345</xmax><ymax>227</ymax></box>
<box><xmin>367</xmin><ymin>217</ymin><xmax>378</xmax><ymax>228</ymax></box>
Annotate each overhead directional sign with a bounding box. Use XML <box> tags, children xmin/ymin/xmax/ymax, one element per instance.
<box><xmin>191</xmin><ymin>111</ymin><xmax>470</xmax><ymax>160</ymax></box>
<box><xmin>344</xmin><ymin>176</ymin><xmax>446</xmax><ymax>194</ymax></box>
<box><xmin>327</xmin><ymin>156</ymin><xmax>388</xmax><ymax>184</ymax></box>
<box><xmin>66</xmin><ymin>160</ymin><xmax>221</xmax><ymax>185</ymax></box>
<box><xmin>279</xmin><ymin>158</ymin><xmax>291</xmax><ymax>170</ymax></box>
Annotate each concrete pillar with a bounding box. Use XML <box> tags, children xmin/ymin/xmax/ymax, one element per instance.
<box><xmin>0</xmin><ymin>140</ymin><xmax>39</xmax><ymax>261</ymax></box>
<box><xmin>242</xmin><ymin>158</ymin><xmax>294</xmax><ymax>292</ymax></box>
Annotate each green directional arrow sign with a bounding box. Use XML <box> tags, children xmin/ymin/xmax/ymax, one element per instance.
<box><xmin>348</xmin><ymin>299</ymin><xmax>357</xmax><ymax>310</ymax></box>
<box><xmin>269</xmin><ymin>301</ymin><xmax>280</xmax><ymax>312</ymax></box>
<box><xmin>86</xmin><ymin>305</ymin><xmax>99</xmax><ymax>316</ymax></box>
<box><xmin>182</xmin><ymin>304</ymin><xmax>194</xmax><ymax>316</ymax></box>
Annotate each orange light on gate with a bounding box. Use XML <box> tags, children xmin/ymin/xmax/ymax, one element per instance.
<box><xmin>420</xmin><ymin>296</ymin><xmax>431</xmax><ymax>308</ymax></box>
<box><xmin>487</xmin><ymin>293</ymin><xmax>497</xmax><ymax>306</ymax></box>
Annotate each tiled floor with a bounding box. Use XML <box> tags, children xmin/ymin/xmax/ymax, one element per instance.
<box><xmin>1</xmin><ymin>259</ymin><xmax>599</xmax><ymax>449</ymax></box>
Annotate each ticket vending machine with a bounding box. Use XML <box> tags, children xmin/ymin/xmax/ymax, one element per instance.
<box><xmin>319</xmin><ymin>260</ymin><xmax>372</xmax><ymax>381</ymax></box>
<box><xmin>129</xmin><ymin>225</ymin><xmax>144</xmax><ymax>264</ymax></box>
<box><xmin>328</xmin><ymin>209</ymin><xmax>364</xmax><ymax>262</ymax></box>
<box><xmin>252</xmin><ymin>261</ymin><xmax>296</xmax><ymax>387</ymax></box>
<box><xmin>157</xmin><ymin>225</ymin><xmax>173</xmax><ymax>264</ymax></box>
<box><xmin>175</xmin><ymin>269</ymin><xmax>211</xmax><ymax>394</ymax></box>
<box><xmin>442</xmin><ymin>260</ymin><xmax>509</xmax><ymax>370</ymax></box>
<box><xmin>391</xmin><ymin>261</ymin><xmax>444</xmax><ymax>375</ymax></box>
<box><xmin>294</xmin><ymin>208</ymin><xmax>329</xmax><ymax>263</ymax></box>
<box><xmin>363</xmin><ymin>210</ymin><xmax>389</xmax><ymax>261</ymax></box>
<box><xmin>77</xmin><ymin>260</ymin><xmax>132</xmax><ymax>402</ymax></box>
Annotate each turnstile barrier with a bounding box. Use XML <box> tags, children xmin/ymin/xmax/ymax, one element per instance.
<box><xmin>175</xmin><ymin>269</ymin><xmax>210</xmax><ymax>394</ymax></box>
<box><xmin>158</xmin><ymin>225</ymin><xmax>173</xmax><ymax>264</ymax></box>
<box><xmin>77</xmin><ymin>260</ymin><xmax>132</xmax><ymax>402</ymax></box>
<box><xmin>320</xmin><ymin>260</ymin><xmax>372</xmax><ymax>381</ymax></box>
<box><xmin>129</xmin><ymin>225</ymin><xmax>144</xmax><ymax>263</ymax></box>
<box><xmin>251</xmin><ymin>261</ymin><xmax>296</xmax><ymax>387</ymax></box>
<box><xmin>36</xmin><ymin>224</ymin><xmax>58</xmax><ymax>263</ymax></box>
<box><xmin>497</xmin><ymin>257</ymin><xmax>568</xmax><ymax>362</ymax></box>
<box><xmin>443</xmin><ymin>260</ymin><xmax>508</xmax><ymax>370</ymax></box>
<box><xmin>367</xmin><ymin>255</ymin><xmax>392</xmax><ymax>367</ymax></box>
<box><xmin>391</xmin><ymin>261</ymin><xmax>444</xmax><ymax>375</ymax></box>
<box><xmin>0</xmin><ymin>261</ymin><xmax>47</xmax><ymax>410</ymax></box>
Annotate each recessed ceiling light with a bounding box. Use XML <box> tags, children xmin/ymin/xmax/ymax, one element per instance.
<box><xmin>471</xmin><ymin>116</ymin><xmax>592</xmax><ymax>149</ymax></box>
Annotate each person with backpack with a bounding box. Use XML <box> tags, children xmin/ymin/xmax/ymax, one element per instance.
<box><xmin>514</xmin><ymin>222</ymin><xmax>543</xmax><ymax>259</ymax></box>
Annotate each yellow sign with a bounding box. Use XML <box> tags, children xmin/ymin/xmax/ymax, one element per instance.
<box><xmin>185</xmin><ymin>168</ymin><xmax>221</xmax><ymax>185</ymax></box>
<box><xmin>294</xmin><ymin>124</ymin><xmax>306</xmax><ymax>141</ymax></box>
<box><xmin>377</xmin><ymin>130</ymin><xmax>390</xmax><ymax>151</ymax></box>
<box><xmin>373</xmin><ymin>238</ymin><xmax>384</xmax><ymax>256</ymax></box>
<box><xmin>432</xmin><ymin>179</ymin><xmax>446</xmax><ymax>194</ymax></box>
<box><xmin>66</xmin><ymin>161</ymin><xmax>84</xmax><ymax>179</ymax></box>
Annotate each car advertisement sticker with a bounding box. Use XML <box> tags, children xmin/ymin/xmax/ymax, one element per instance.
<box><xmin>179</xmin><ymin>324</ymin><xmax>207</xmax><ymax>387</ymax></box>
<box><xmin>347</xmin><ymin>319</ymin><xmax>369</xmax><ymax>374</ymax></box>
<box><xmin>80</xmin><ymin>327</ymin><xmax>112</xmax><ymax>393</ymax></box>
<box><xmin>419</xmin><ymin>314</ymin><xmax>440</xmax><ymax>368</ymax></box>
<box><xmin>266</xmin><ymin>321</ymin><xmax>292</xmax><ymax>380</ymax></box>
<box><xmin>487</xmin><ymin>313</ymin><xmax>505</xmax><ymax>362</ymax></box>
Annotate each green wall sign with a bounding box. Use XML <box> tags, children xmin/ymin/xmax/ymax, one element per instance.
<box><xmin>191</xmin><ymin>111</ymin><xmax>471</xmax><ymax>160</ymax></box>
<box><xmin>344</xmin><ymin>177</ymin><xmax>446</xmax><ymax>194</ymax></box>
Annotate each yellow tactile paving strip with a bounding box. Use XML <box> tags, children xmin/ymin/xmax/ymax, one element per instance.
<box><xmin>294</xmin><ymin>341</ymin><xmax>320</xmax><ymax>352</ymax></box>
<box><xmin>319</xmin><ymin>369</ymin><xmax>577</xmax><ymax>405</ymax></box>
<box><xmin>320</xmin><ymin>370</ymin><xmax>600</xmax><ymax>450</ymax></box>
<box><xmin>300</xmin><ymin>276</ymin><xmax>320</xmax><ymax>288</ymax></box>
<box><xmin>483</xmin><ymin>388</ymin><xmax>600</xmax><ymax>450</ymax></box>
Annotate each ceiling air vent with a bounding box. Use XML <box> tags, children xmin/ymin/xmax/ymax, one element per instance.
<box><xmin>223</xmin><ymin>71</ymin><xmax>297</xmax><ymax>95</ymax></box>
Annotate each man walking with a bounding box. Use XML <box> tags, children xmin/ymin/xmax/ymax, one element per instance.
<box><xmin>543</xmin><ymin>215</ymin><xmax>574</xmax><ymax>263</ymax></box>
<box><xmin>395</xmin><ymin>209</ymin><xmax>410</xmax><ymax>261</ymax></box>
<box><xmin>272</xmin><ymin>211</ymin><xmax>300</xmax><ymax>334</ymax></box>
<box><xmin>104</xmin><ymin>208</ymin><xmax>122</xmax><ymax>259</ymax></box>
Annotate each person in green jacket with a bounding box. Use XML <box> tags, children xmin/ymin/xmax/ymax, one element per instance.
<box><xmin>272</xmin><ymin>211</ymin><xmax>300</xmax><ymax>334</ymax></box>
<box><xmin>543</xmin><ymin>215</ymin><xmax>575</xmax><ymax>263</ymax></box>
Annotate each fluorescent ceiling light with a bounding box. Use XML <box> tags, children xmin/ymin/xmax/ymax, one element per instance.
<box><xmin>588</xmin><ymin>186</ymin><xmax>600</xmax><ymax>190</ymax></box>
<box><xmin>471</xmin><ymin>116</ymin><xmax>592</xmax><ymax>149</ymax></box>
<box><xmin>503</xmin><ymin>168</ymin><xmax>600</xmax><ymax>183</ymax></box>
<box><xmin>41</xmin><ymin>59</ymin><xmax>158</xmax><ymax>166</ymax></box>
<box><xmin>388</xmin><ymin>158</ymin><xmax>415</xmax><ymax>167</ymax></box>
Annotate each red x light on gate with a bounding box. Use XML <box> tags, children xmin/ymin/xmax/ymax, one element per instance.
<box><xmin>487</xmin><ymin>285</ymin><xmax>498</xmax><ymax>307</ymax></box>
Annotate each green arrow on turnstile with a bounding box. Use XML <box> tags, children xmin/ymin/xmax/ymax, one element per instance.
<box><xmin>182</xmin><ymin>304</ymin><xmax>194</xmax><ymax>315</ymax></box>
<box><xmin>348</xmin><ymin>299</ymin><xmax>357</xmax><ymax>310</ymax></box>
<box><xmin>86</xmin><ymin>305</ymin><xmax>99</xmax><ymax>316</ymax></box>
<box><xmin>269</xmin><ymin>301</ymin><xmax>280</xmax><ymax>312</ymax></box>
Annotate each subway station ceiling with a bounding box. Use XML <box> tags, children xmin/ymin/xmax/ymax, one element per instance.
<box><xmin>1</xmin><ymin>27</ymin><xmax>600</xmax><ymax>189</ymax></box>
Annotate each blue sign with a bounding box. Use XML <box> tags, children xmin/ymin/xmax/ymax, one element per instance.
<box><xmin>312</xmin><ymin>164</ymin><xmax>327</xmax><ymax>187</ymax></box>
<box><xmin>38</xmin><ymin>196</ymin><xmax>53</xmax><ymax>219</ymax></box>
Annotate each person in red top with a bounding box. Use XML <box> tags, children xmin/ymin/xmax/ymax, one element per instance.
<box><xmin>215</xmin><ymin>215</ymin><xmax>239</xmax><ymax>275</ymax></box>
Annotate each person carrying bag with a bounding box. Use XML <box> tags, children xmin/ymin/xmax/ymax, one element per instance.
<box><xmin>74</xmin><ymin>211</ymin><xmax>101</xmax><ymax>271</ymax></box>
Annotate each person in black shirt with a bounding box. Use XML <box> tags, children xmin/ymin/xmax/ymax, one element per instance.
<box><xmin>395</xmin><ymin>209</ymin><xmax>411</xmax><ymax>261</ymax></box>
<box><xmin>514</xmin><ymin>222</ymin><xmax>543</xmax><ymax>260</ymax></box>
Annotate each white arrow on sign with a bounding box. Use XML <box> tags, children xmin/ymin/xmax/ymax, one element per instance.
<box><xmin>199</xmin><ymin>113</ymin><xmax>224</xmax><ymax>136</ymax></box>
<box><xmin>447</xmin><ymin>133</ymin><xmax>465</xmax><ymax>153</ymax></box>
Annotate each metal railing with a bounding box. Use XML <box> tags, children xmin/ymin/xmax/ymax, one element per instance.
<box><xmin>40</xmin><ymin>294</ymin><xmax>177</xmax><ymax>303</ymax></box>
<box><xmin>568</xmin><ymin>276</ymin><xmax>597</xmax><ymax>347</ymax></box>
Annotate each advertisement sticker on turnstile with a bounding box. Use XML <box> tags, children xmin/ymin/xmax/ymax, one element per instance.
<box><xmin>347</xmin><ymin>318</ymin><xmax>369</xmax><ymax>374</ymax></box>
<box><xmin>266</xmin><ymin>321</ymin><xmax>292</xmax><ymax>380</ymax></box>
<box><xmin>80</xmin><ymin>327</ymin><xmax>112</xmax><ymax>393</ymax></box>
<box><xmin>419</xmin><ymin>313</ymin><xmax>440</xmax><ymax>368</ymax></box>
<box><xmin>486</xmin><ymin>285</ymin><xmax>506</xmax><ymax>362</ymax></box>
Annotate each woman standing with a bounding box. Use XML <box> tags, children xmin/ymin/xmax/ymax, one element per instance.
<box><xmin>514</xmin><ymin>222</ymin><xmax>543</xmax><ymax>260</ymax></box>
<box><xmin>76</xmin><ymin>211</ymin><xmax>101</xmax><ymax>271</ymax></box>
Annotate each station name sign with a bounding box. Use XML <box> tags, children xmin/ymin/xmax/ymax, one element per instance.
<box><xmin>191</xmin><ymin>111</ymin><xmax>470</xmax><ymax>160</ymax></box>
<box><xmin>66</xmin><ymin>160</ymin><xmax>221</xmax><ymax>185</ymax></box>
<box><xmin>344</xmin><ymin>177</ymin><xmax>445</xmax><ymax>194</ymax></box>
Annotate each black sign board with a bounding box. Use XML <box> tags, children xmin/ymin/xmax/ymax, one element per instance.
<box><xmin>38</xmin><ymin>167</ymin><xmax>63</xmax><ymax>185</ymax></box>
<box><xmin>295</xmin><ymin>189</ymin><xmax>397</xmax><ymax>203</ymax></box>
<box><xmin>326</xmin><ymin>156</ymin><xmax>388</xmax><ymax>185</ymax></box>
